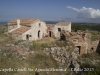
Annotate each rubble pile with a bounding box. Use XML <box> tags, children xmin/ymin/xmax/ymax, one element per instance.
<box><xmin>43</xmin><ymin>45</ymin><xmax>80</xmax><ymax>69</ymax></box>
<box><xmin>0</xmin><ymin>41</ymin><xmax>33</xmax><ymax>55</ymax></box>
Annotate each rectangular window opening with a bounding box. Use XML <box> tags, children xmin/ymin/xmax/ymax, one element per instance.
<box><xmin>58</xmin><ymin>28</ymin><xmax>61</xmax><ymax>32</ymax></box>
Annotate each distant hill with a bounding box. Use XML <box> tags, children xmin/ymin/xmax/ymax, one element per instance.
<box><xmin>0</xmin><ymin>22</ymin><xmax>7</xmax><ymax>25</ymax></box>
<box><xmin>72</xmin><ymin>23</ymin><xmax>100</xmax><ymax>32</ymax></box>
<box><xmin>45</xmin><ymin>21</ymin><xmax>58</xmax><ymax>24</ymax></box>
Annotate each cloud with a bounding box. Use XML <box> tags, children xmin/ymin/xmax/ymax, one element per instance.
<box><xmin>67</xmin><ymin>6</ymin><xmax>100</xmax><ymax>18</ymax></box>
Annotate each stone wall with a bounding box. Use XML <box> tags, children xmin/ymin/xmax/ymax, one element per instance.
<box><xmin>60</xmin><ymin>30</ymin><xmax>100</xmax><ymax>54</ymax></box>
<box><xmin>43</xmin><ymin>46</ymin><xmax>80</xmax><ymax>69</ymax></box>
<box><xmin>53</xmin><ymin>24</ymin><xmax>71</xmax><ymax>38</ymax></box>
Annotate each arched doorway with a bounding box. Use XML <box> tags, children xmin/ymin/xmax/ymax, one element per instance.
<box><xmin>38</xmin><ymin>30</ymin><xmax>40</xmax><ymax>38</ymax></box>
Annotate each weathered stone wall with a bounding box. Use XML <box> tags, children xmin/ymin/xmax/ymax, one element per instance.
<box><xmin>43</xmin><ymin>46</ymin><xmax>80</xmax><ymax>68</ymax></box>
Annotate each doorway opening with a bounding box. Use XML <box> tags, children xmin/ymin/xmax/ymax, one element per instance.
<box><xmin>76</xmin><ymin>46</ymin><xmax>81</xmax><ymax>54</ymax></box>
<box><xmin>38</xmin><ymin>30</ymin><xmax>40</xmax><ymax>38</ymax></box>
<box><xmin>60</xmin><ymin>33</ymin><xmax>66</xmax><ymax>40</ymax></box>
<box><xmin>26</xmin><ymin>34</ymin><xmax>29</xmax><ymax>40</ymax></box>
<box><xmin>49</xmin><ymin>31</ymin><xmax>52</xmax><ymax>37</ymax></box>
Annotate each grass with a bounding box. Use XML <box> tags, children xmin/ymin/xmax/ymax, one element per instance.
<box><xmin>29</xmin><ymin>37</ymin><xmax>55</xmax><ymax>50</ymax></box>
<box><xmin>89</xmin><ymin>31</ymin><xmax>100</xmax><ymax>41</ymax></box>
<box><xmin>29</xmin><ymin>37</ymin><xmax>73</xmax><ymax>50</ymax></box>
<box><xmin>80</xmin><ymin>52</ymin><xmax>100</xmax><ymax>75</ymax></box>
<box><xmin>0</xmin><ymin>51</ymin><xmax>28</xmax><ymax>75</ymax></box>
<box><xmin>29</xmin><ymin>42</ymin><xmax>48</xmax><ymax>50</ymax></box>
<box><xmin>0</xmin><ymin>25</ymin><xmax>13</xmax><ymax>44</ymax></box>
<box><xmin>83</xmin><ymin>30</ymin><xmax>100</xmax><ymax>41</ymax></box>
<box><xmin>0</xmin><ymin>50</ymin><xmax>59</xmax><ymax>75</ymax></box>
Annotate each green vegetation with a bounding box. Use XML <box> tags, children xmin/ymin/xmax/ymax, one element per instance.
<box><xmin>29</xmin><ymin>39</ymin><xmax>72</xmax><ymax>51</ymax></box>
<box><xmin>72</xmin><ymin>24</ymin><xmax>86</xmax><ymax>31</ymax></box>
<box><xmin>0</xmin><ymin>25</ymin><xmax>13</xmax><ymax>43</ymax></box>
<box><xmin>89</xmin><ymin>31</ymin><xmax>100</xmax><ymax>41</ymax></box>
<box><xmin>0</xmin><ymin>50</ymin><xmax>60</xmax><ymax>75</ymax></box>
<box><xmin>0</xmin><ymin>50</ymin><xmax>29</xmax><ymax>75</ymax></box>
<box><xmin>72</xmin><ymin>23</ymin><xmax>100</xmax><ymax>32</ymax></box>
<box><xmin>72</xmin><ymin>23</ymin><xmax>100</xmax><ymax>41</ymax></box>
<box><xmin>81</xmin><ymin>52</ymin><xmax>100</xmax><ymax>75</ymax></box>
<box><xmin>0</xmin><ymin>25</ymin><xmax>7</xmax><ymax>36</ymax></box>
<box><xmin>29</xmin><ymin>38</ymin><xmax>52</xmax><ymax>50</ymax></box>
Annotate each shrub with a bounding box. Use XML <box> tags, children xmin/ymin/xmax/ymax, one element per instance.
<box><xmin>41</xmin><ymin>43</ymin><xmax>49</xmax><ymax>48</ymax></box>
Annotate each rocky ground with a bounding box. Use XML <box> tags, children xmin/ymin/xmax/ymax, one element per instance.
<box><xmin>0</xmin><ymin>38</ymin><xmax>100</xmax><ymax>75</ymax></box>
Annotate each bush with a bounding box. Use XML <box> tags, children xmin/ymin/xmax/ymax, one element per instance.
<box><xmin>72</xmin><ymin>24</ymin><xmax>86</xmax><ymax>31</ymax></box>
<box><xmin>41</xmin><ymin>43</ymin><xmax>49</xmax><ymax>48</ymax></box>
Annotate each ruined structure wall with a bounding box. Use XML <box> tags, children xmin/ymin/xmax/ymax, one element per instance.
<box><xmin>53</xmin><ymin>24</ymin><xmax>71</xmax><ymax>38</ymax></box>
<box><xmin>96</xmin><ymin>40</ymin><xmax>100</xmax><ymax>53</ymax></box>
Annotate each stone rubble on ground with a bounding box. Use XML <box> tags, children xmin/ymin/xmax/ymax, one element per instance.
<box><xmin>43</xmin><ymin>45</ymin><xmax>80</xmax><ymax>68</ymax></box>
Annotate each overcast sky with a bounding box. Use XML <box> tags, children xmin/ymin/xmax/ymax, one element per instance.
<box><xmin>0</xmin><ymin>0</ymin><xmax>100</xmax><ymax>23</ymax></box>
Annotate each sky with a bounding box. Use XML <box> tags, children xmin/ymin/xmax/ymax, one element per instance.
<box><xmin>0</xmin><ymin>0</ymin><xmax>100</xmax><ymax>23</ymax></box>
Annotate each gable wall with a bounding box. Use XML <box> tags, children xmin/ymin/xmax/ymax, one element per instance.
<box><xmin>31</xmin><ymin>21</ymin><xmax>47</xmax><ymax>40</ymax></box>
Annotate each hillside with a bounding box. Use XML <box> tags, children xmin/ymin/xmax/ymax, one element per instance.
<box><xmin>0</xmin><ymin>24</ymin><xmax>100</xmax><ymax>75</ymax></box>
